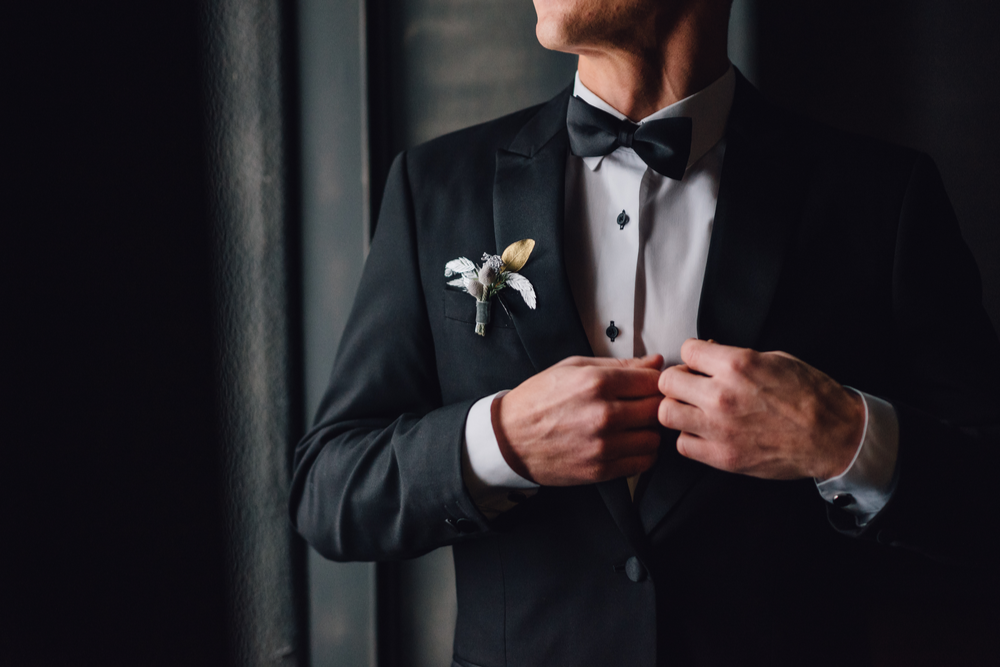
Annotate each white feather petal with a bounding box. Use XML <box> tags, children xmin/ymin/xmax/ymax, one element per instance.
<box><xmin>446</xmin><ymin>277</ymin><xmax>468</xmax><ymax>290</ymax></box>
<box><xmin>444</xmin><ymin>257</ymin><xmax>476</xmax><ymax>277</ymax></box>
<box><xmin>505</xmin><ymin>272</ymin><xmax>536</xmax><ymax>309</ymax></box>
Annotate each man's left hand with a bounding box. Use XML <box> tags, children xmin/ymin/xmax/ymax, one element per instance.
<box><xmin>657</xmin><ymin>339</ymin><xmax>865</xmax><ymax>480</ymax></box>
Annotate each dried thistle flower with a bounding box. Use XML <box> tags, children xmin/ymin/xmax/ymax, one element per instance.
<box><xmin>465</xmin><ymin>276</ymin><xmax>485</xmax><ymax>300</ymax></box>
<box><xmin>478</xmin><ymin>264</ymin><xmax>497</xmax><ymax>286</ymax></box>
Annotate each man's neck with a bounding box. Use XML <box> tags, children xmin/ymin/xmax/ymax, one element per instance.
<box><xmin>575</xmin><ymin>8</ymin><xmax>731</xmax><ymax>121</ymax></box>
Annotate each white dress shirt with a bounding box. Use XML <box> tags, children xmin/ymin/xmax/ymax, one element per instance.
<box><xmin>462</xmin><ymin>68</ymin><xmax>899</xmax><ymax>522</ymax></box>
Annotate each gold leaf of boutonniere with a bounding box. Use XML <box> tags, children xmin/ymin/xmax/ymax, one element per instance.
<box><xmin>500</xmin><ymin>238</ymin><xmax>535</xmax><ymax>273</ymax></box>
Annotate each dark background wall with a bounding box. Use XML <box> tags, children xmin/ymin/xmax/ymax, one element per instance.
<box><xmin>3</xmin><ymin>0</ymin><xmax>999</xmax><ymax>665</ymax></box>
<box><xmin>755</xmin><ymin>0</ymin><xmax>1000</xmax><ymax>335</ymax></box>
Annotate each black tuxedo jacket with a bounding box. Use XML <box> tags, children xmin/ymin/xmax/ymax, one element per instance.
<box><xmin>291</xmin><ymin>73</ymin><xmax>1000</xmax><ymax>665</ymax></box>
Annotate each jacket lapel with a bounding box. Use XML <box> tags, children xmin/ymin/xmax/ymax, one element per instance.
<box><xmin>637</xmin><ymin>71</ymin><xmax>809</xmax><ymax>535</ymax></box>
<box><xmin>494</xmin><ymin>88</ymin><xmax>593</xmax><ymax>372</ymax></box>
<box><xmin>696</xmin><ymin>71</ymin><xmax>807</xmax><ymax>347</ymax></box>
<box><xmin>495</xmin><ymin>89</ymin><xmax>657</xmax><ymax>564</ymax></box>
<box><xmin>637</xmin><ymin>430</ymin><xmax>710</xmax><ymax>535</ymax></box>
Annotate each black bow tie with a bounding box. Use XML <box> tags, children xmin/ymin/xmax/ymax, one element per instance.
<box><xmin>567</xmin><ymin>95</ymin><xmax>693</xmax><ymax>180</ymax></box>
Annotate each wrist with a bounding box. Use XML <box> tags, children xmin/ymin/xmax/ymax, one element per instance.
<box><xmin>818</xmin><ymin>386</ymin><xmax>866</xmax><ymax>480</ymax></box>
<box><xmin>492</xmin><ymin>392</ymin><xmax>536</xmax><ymax>483</ymax></box>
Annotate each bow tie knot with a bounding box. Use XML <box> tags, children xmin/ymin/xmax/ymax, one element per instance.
<box><xmin>567</xmin><ymin>95</ymin><xmax>693</xmax><ymax>180</ymax></box>
<box><xmin>617</xmin><ymin>124</ymin><xmax>637</xmax><ymax>149</ymax></box>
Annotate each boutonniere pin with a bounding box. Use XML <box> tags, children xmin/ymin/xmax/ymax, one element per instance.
<box><xmin>444</xmin><ymin>239</ymin><xmax>537</xmax><ymax>336</ymax></box>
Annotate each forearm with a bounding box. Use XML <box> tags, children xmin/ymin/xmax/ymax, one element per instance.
<box><xmin>292</xmin><ymin>401</ymin><xmax>490</xmax><ymax>561</ymax></box>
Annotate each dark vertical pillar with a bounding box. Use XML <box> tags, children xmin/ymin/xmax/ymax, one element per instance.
<box><xmin>200</xmin><ymin>0</ymin><xmax>307</xmax><ymax>664</ymax></box>
<box><xmin>297</xmin><ymin>0</ymin><xmax>376</xmax><ymax>664</ymax></box>
<box><xmin>3</xmin><ymin>3</ymin><xmax>229</xmax><ymax>664</ymax></box>
<box><xmin>4</xmin><ymin>1</ymin><xmax>305</xmax><ymax>664</ymax></box>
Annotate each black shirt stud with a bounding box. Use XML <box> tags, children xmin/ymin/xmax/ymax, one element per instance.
<box><xmin>616</xmin><ymin>210</ymin><xmax>629</xmax><ymax>230</ymax></box>
<box><xmin>606</xmin><ymin>321</ymin><xmax>620</xmax><ymax>342</ymax></box>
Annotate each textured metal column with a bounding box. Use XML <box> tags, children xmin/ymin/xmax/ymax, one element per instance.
<box><xmin>201</xmin><ymin>0</ymin><xmax>306</xmax><ymax>664</ymax></box>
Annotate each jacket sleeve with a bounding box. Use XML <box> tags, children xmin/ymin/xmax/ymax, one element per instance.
<box><xmin>289</xmin><ymin>152</ymin><xmax>492</xmax><ymax>562</ymax></box>
<box><xmin>829</xmin><ymin>154</ymin><xmax>1000</xmax><ymax>569</ymax></box>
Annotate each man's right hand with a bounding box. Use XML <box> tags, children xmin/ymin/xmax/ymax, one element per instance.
<box><xmin>494</xmin><ymin>355</ymin><xmax>664</xmax><ymax>486</ymax></box>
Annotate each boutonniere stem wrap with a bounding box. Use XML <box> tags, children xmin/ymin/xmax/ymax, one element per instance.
<box><xmin>444</xmin><ymin>239</ymin><xmax>537</xmax><ymax>336</ymax></box>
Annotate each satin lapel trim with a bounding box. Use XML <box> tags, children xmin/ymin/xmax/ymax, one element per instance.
<box><xmin>696</xmin><ymin>71</ymin><xmax>807</xmax><ymax>348</ymax></box>
<box><xmin>637</xmin><ymin>430</ymin><xmax>710</xmax><ymax>535</ymax></box>
<box><xmin>494</xmin><ymin>88</ymin><xmax>592</xmax><ymax>371</ymax></box>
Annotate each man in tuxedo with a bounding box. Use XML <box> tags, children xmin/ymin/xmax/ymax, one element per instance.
<box><xmin>291</xmin><ymin>0</ymin><xmax>1000</xmax><ymax>663</ymax></box>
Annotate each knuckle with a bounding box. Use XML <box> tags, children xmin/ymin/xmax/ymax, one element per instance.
<box><xmin>581</xmin><ymin>369</ymin><xmax>606</xmax><ymax>395</ymax></box>
<box><xmin>658</xmin><ymin>367</ymin><xmax>676</xmax><ymax>393</ymax></box>
<box><xmin>729</xmin><ymin>349</ymin><xmax>755</xmax><ymax>373</ymax></box>
<box><xmin>675</xmin><ymin>438</ymin><xmax>691</xmax><ymax>459</ymax></box>
<box><xmin>686</xmin><ymin>345</ymin><xmax>700</xmax><ymax>366</ymax></box>
<box><xmin>556</xmin><ymin>355</ymin><xmax>581</xmax><ymax>369</ymax></box>
<box><xmin>589</xmin><ymin>404</ymin><xmax>613</xmax><ymax>432</ymax></box>
<box><xmin>594</xmin><ymin>434</ymin><xmax>615</xmax><ymax>459</ymax></box>
<box><xmin>715</xmin><ymin>389</ymin><xmax>737</xmax><ymax>412</ymax></box>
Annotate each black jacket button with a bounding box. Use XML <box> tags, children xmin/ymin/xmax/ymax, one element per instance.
<box><xmin>625</xmin><ymin>556</ymin><xmax>647</xmax><ymax>582</ymax></box>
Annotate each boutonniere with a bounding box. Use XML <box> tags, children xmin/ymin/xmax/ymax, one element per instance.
<box><xmin>444</xmin><ymin>239</ymin><xmax>537</xmax><ymax>336</ymax></box>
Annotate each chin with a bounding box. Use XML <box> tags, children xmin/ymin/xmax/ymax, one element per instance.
<box><xmin>532</xmin><ymin>0</ymin><xmax>651</xmax><ymax>54</ymax></box>
<box><xmin>532</xmin><ymin>0</ymin><xmax>582</xmax><ymax>52</ymax></box>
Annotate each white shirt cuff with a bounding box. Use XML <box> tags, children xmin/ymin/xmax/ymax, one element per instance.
<box><xmin>461</xmin><ymin>391</ymin><xmax>539</xmax><ymax>518</ymax></box>
<box><xmin>815</xmin><ymin>388</ymin><xmax>900</xmax><ymax>526</ymax></box>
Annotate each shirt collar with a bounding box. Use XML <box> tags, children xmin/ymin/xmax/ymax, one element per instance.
<box><xmin>572</xmin><ymin>66</ymin><xmax>735</xmax><ymax>172</ymax></box>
